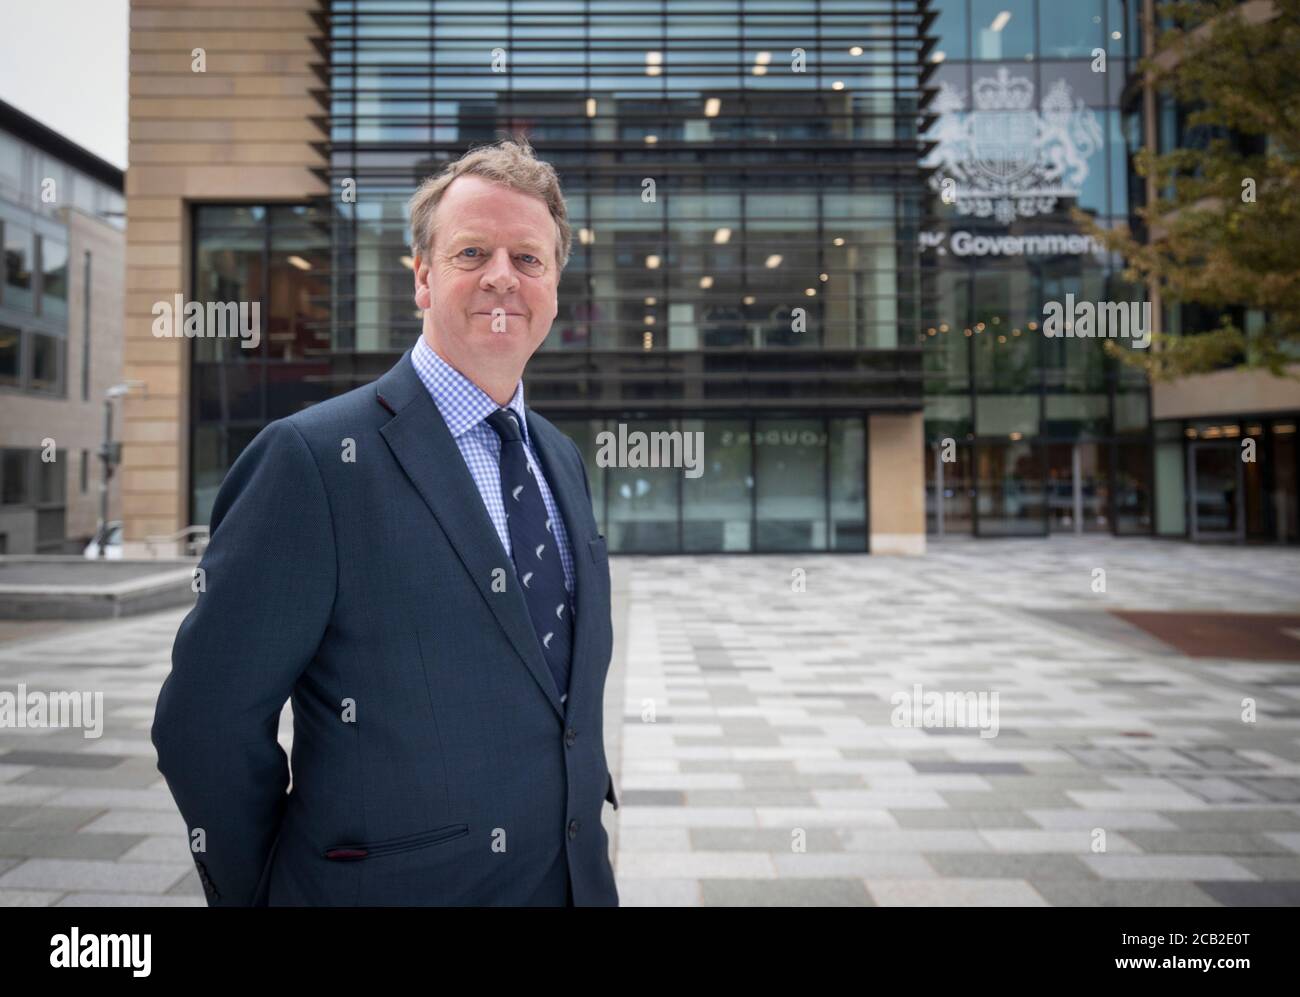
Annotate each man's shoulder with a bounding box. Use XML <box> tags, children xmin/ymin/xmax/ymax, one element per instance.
<box><xmin>280</xmin><ymin>377</ymin><xmax>391</xmax><ymax>444</ymax></box>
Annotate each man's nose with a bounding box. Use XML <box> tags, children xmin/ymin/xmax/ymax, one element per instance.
<box><xmin>479</xmin><ymin>247</ymin><xmax>519</xmax><ymax>291</ymax></box>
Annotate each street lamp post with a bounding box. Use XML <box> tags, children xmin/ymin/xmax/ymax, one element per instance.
<box><xmin>97</xmin><ymin>380</ymin><xmax>147</xmax><ymax>559</ymax></box>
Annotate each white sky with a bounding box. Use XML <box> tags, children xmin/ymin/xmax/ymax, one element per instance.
<box><xmin>0</xmin><ymin>0</ymin><xmax>129</xmax><ymax>168</ymax></box>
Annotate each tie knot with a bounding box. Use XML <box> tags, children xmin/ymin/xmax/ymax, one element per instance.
<box><xmin>486</xmin><ymin>407</ymin><xmax>524</xmax><ymax>444</ymax></box>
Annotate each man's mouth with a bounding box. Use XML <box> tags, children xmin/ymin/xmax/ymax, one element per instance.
<box><xmin>474</xmin><ymin>310</ymin><xmax>525</xmax><ymax>317</ymax></box>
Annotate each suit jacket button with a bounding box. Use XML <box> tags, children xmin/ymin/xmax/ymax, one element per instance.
<box><xmin>564</xmin><ymin>728</ymin><xmax>577</xmax><ymax>747</ymax></box>
<box><xmin>567</xmin><ymin>819</ymin><xmax>580</xmax><ymax>839</ymax></box>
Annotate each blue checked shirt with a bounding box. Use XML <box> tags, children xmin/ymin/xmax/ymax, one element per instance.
<box><xmin>410</xmin><ymin>335</ymin><xmax>575</xmax><ymax>595</ymax></box>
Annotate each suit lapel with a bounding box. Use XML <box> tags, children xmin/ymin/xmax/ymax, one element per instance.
<box><xmin>374</xmin><ymin>348</ymin><xmax>565</xmax><ymax>722</ymax></box>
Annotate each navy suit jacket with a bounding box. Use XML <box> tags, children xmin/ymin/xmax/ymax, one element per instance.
<box><xmin>151</xmin><ymin>346</ymin><xmax>620</xmax><ymax>906</ymax></box>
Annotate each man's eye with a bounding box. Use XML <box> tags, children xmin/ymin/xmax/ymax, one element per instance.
<box><xmin>519</xmin><ymin>254</ymin><xmax>539</xmax><ymax>265</ymax></box>
<box><xmin>458</xmin><ymin>248</ymin><xmax>482</xmax><ymax>259</ymax></box>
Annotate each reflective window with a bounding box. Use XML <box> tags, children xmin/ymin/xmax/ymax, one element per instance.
<box><xmin>755</xmin><ymin>418</ymin><xmax>828</xmax><ymax>551</ymax></box>
<box><xmin>605</xmin><ymin>419</ymin><xmax>681</xmax><ymax>552</ymax></box>
<box><xmin>1</xmin><ymin>449</ymin><xmax>30</xmax><ymax>505</ymax></box>
<box><xmin>1115</xmin><ymin>440</ymin><xmax>1152</xmax><ymax>534</ymax></box>
<box><xmin>28</xmin><ymin>331</ymin><xmax>61</xmax><ymax>394</ymax></box>
<box><xmin>1039</xmin><ymin>0</ymin><xmax>1104</xmax><ymax>59</ymax></box>
<box><xmin>193</xmin><ymin>225</ymin><xmax>264</xmax><ymax>362</ymax></box>
<box><xmin>3</xmin><ymin>220</ymin><xmax>34</xmax><ymax>311</ymax></box>
<box><xmin>971</xmin><ymin>0</ymin><xmax>1034</xmax><ymax>60</ymax></box>
<box><xmin>40</xmin><ymin>237</ymin><xmax>68</xmax><ymax>318</ymax></box>
<box><xmin>976</xmin><ymin>439</ymin><xmax>1045</xmax><ymax>535</ymax></box>
<box><xmin>36</xmin><ymin>453</ymin><xmax>64</xmax><ymax>505</ymax></box>
<box><xmin>0</xmin><ymin>131</ymin><xmax>23</xmax><ymax>194</ymax></box>
<box><xmin>931</xmin><ymin>0</ymin><xmax>969</xmax><ymax>62</ymax></box>
<box><xmin>829</xmin><ymin>417</ymin><xmax>867</xmax><ymax>550</ymax></box>
<box><xmin>0</xmin><ymin>324</ymin><xmax>17</xmax><ymax>386</ymax></box>
<box><xmin>191</xmin><ymin>204</ymin><xmax>336</xmax><ymax>522</ymax></box>
<box><xmin>682</xmin><ymin>419</ymin><xmax>752</xmax><ymax>551</ymax></box>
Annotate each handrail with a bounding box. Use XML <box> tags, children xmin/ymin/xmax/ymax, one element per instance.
<box><xmin>145</xmin><ymin>525</ymin><xmax>210</xmax><ymax>557</ymax></box>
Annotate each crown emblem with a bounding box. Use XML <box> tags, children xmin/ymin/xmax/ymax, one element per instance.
<box><xmin>923</xmin><ymin>70</ymin><xmax>1104</xmax><ymax>224</ymax></box>
<box><xmin>971</xmin><ymin>68</ymin><xmax>1034</xmax><ymax>112</ymax></box>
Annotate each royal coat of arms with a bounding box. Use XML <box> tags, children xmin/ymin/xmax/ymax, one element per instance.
<box><xmin>924</xmin><ymin>68</ymin><xmax>1105</xmax><ymax>224</ymax></box>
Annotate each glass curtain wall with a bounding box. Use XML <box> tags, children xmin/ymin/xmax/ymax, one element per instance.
<box><xmin>190</xmin><ymin>1</ymin><xmax>934</xmax><ymax>552</ymax></box>
<box><xmin>920</xmin><ymin>0</ymin><xmax>1152</xmax><ymax>538</ymax></box>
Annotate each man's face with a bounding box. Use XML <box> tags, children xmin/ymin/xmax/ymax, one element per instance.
<box><xmin>413</xmin><ymin>174</ymin><xmax>560</xmax><ymax>384</ymax></box>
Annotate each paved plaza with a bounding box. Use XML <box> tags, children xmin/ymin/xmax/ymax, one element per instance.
<box><xmin>2</xmin><ymin>537</ymin><xmax>1300</xmax><ymax>906</ymax></box>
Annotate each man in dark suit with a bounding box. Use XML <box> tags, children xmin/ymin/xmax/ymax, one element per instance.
<box><xmin>151</xmin><ymin>138</ymin><xmax>620</xmax><ymax>906</ymax></box>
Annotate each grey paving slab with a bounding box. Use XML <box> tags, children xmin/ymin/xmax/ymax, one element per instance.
<box><xmin>1031</xmin><ymin>881</ymin><xmax>1222</xmax><ymax>906</ymax></box>
<box><xmin>0</xmin><ymin>750</ymin><xmax>124</xmax><ymax>769</ymax></box>
<box><xmin>0</xmin><ymin>858</ymin><xmax>190</xmax><ymax>893</ymax></box>
<box><xmin>700</xmin><ymin>878</ymin><xmax>873</xmax><ymax>906</ymax></box>
<box><xmin>611</xmin><ymin>540</ymin><xmax>1300</xmax><ymax>905</ymax></box>
<box><xmin>925</xmin><ymin>853</ymin><xmax>1099</xmax><ymax>880</ymax></box>
<box><xmin>0</xmin><ymin>830</ymin><xmax>142</xmax><ymax>861</ymax></box>
<box><xmin>890</xmin><ymin>809</ymin><xmax>1039</xmax><ymax>829</ymax></box>
<box><xmin>1120</xmin><ymin>830</ymin><xmax>1294</xmax><ymax>855</ymax></box>
<box><xmin>1026</xmin><ymin>809</ymin><xmax>1180</xmax><ymax>830</ymax></box>
<box><xmin>1233</xmin><ymin>856</ymin><xmax>1300</xmax><ymax>880</ymax></box>
<box><xmin>617</xmin><ymin>851</ymin><xmax>775</xmax><ymax>879</ymax></box>
<box><xmin>54</xmin><ymin>893</ymin><xmax>206</xmax><ymax>907</ymax></box>
<box><xmin>613</xmin><ymin>878</ymin><xmax>701</xmax><ymax>906</ymax></box>
<box><xmin>689</xmin><ymin>827</ymin><xmax>845</xmax><ymax>852</ymax></box>
<box><xmin>0</xmin><ymin>805</ymin><xmax>104</xmax><ymax>833</ymax></box>
<box><xmin>772</xmin><ymin>852</ymin><xmax>935</xmax><ymax>878</ymax></box>
<box><xmin>4</xmin><ymin>538</ymin><xmax>1300</xmax><ymax>904</ymax></box>
<box><xmin>0</xmin><ymin>889</ymin><xmax>62</xmax><ymax>906</ymax></box>
<box><xmin>866</xmin><ymin>878</ymin><xmax>1049</xmax><ymax>906</ymax></box>
<box><xmin>1082</xmin><ymin>855</ymin><xmax>1258</xmax><ymax>880</ymax></box>
<box><xmin>1266</xmin><ymin>832</ymin><xmax>1300</xmax><ymax>853</ymax></box>
<box><xmin>1193</xmin><ymin>881</ymin><xmax>1300</xmax><ymax>906</ymax></box>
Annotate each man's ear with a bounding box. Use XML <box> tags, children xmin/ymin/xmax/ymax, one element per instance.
<box><xmin>413</xmin><ymin>253</ymin><xmax>432</xmax><ymax>310</ymax></box>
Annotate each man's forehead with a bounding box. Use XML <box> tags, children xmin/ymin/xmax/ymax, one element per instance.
<box><xmin>441</xmin><ymin>175</ymin><xmax>549</xmax><ymax>219</ymax></box>
<box><xmin>435</xmin><ymin>178</ymin><xmax>555</xmax><ymax>252</ymax></box>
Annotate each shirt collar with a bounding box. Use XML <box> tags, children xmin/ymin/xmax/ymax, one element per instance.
<box><xmin>411</xmin><ymin>335</ymin><xmax>530</xmax><ymax>445</ymax></box>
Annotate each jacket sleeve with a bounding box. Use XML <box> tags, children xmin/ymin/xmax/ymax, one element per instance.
<box><xmin>151</xmin><ymin>417</ymin><xmax>336</xmax><ymax>906</ymax></box>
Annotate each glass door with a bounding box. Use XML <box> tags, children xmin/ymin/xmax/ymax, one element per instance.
<box><xmin>1188</xmin><ymin>442</ymin><xmax>1244</xmax><ymax>541</ymax></box>
<box><xmin>1045</xmin><ymin>442</ymin><xmax>1110</xmax><ymax>535</ymax></box>
<box><xmin>927</xmin><ymin>440</ymin><xmax>974</xmax><ymax>536</ymax></box>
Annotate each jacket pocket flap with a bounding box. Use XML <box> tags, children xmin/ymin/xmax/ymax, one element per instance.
<box><xmin>325</xmin><ymin>822</ymin><xmax>469</xmax><ymax>860</ymax></box>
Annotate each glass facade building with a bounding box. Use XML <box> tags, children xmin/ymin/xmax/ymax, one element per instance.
<box><xmin>182</xmin><ymin>0</ymin><xmax>1298</xmax><ymax>547</ymax></box>
<box><xmin>0</xmin><ymin>101</ymin><xmax>125</xmax><ymax>553</ymax></box>
<box><xmin>920</xmin><ymin>0</ymin><xmax>1154</xmax><ymax>537</ymax></box>
<box><xmin>190</xmin><ymin>0</ymin><xmax>935</xmax><ymax>551</ymax></box>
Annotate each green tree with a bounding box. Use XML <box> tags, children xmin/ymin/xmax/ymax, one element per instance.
<box><xmin>1074</xmin><ymin>0</ymin><xmax>1300</xmax><ymax>380</ymax></box>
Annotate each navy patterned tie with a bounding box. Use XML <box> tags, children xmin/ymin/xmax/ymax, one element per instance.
<box><xmin>485</xmin><ymin>408</ymin><xmax>572</xmax><ymax>701</ymax></box>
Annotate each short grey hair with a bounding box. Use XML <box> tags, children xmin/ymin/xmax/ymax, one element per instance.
<box><xmin>407</xmin><ymin>135</ymin><xmax>572</xmax><ymax>273</ymax></box>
